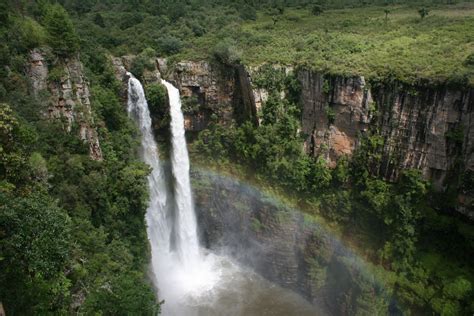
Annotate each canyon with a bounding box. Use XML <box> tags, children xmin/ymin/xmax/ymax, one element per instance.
<box><xmin>112</xmin><ymin>56</ymin><xmax>474</xmax><ymax>219</ymax></box>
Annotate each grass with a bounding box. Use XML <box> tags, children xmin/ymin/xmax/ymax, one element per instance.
<box><xmin>178</xmin><ymin>3</ymin><xmax>474</xmax><ymax>85</ymax></box>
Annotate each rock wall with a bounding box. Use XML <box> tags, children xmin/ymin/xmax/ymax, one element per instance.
<box><xmin>298</xmin><ymin>71</ymin><xmax>372</xmax><ymax>168</ymax></box>
<box><xmin>111</xmin><ymin>57</ymin><xmax>474</xmax><ymax>218</ymax></box>
<box><xmin>191</xmin><ymin>170</ymin><xmax>395</xmax><ymax>316</ymax></box>
<box><xmin>113</xmin><ymin>57</ymin><xmax>259</xmax><ymax>132</ymax></box>
<box><xmin>28</xmin><ymin>48</ymin><xmax>102</xmax><ymax>160</ymax></box>
<box><xmin>166</xmin><ymin>61</ymin><xmax>235</xmax><ymax>131</ymax></box>
<box><xmin>298</xmin><ymin>70</ymin><xmax>474</xmax><ymax>218</ymax></box>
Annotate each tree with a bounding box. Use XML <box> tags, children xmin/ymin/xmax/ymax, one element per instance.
<box><xmin>82</xmin><ymin>272</ymin><xmax>160</xmax><ymax>315</ymax></box>
<box><xmin>0</xmin><ymin>191</ymin><xmax>72</xmax><ymax>314</ymax></box>
<box><xmin>212</xmin><ymin>39</ymin><xmax>242</xmax><ymax>66</ymax></box>
<box><xmin>384</xmin><ymin>9</ymin><xmax>390</xmax><ymax>21</ymax></box>
<box><xmin>240</xmin><ymin>5</ymin><xmax>257</xmax><ymax>21</ymax></box>
<box><xmin>145</xmin><ymin>83</ymin><xmax>168</xmax><ymax>116</ymax></box>
<box><xmin>156</xmin><ymin>35</ymin><xmax>183</xmax><ymax>55</ymax></box>
<box><xmin>312</xmin><ymin>5</ymin><xmax>324</xmax><ymax>16</ymax></box>
<box><xmin>42</xmin><ymin>3</ymin><xmax>79</xmax><ymax>56</ymax></box>
<box><xmin>418</xmin><ymin>8</ymin><xmax>429</xmax><ymax>19</ymax></box>
<box><xmin>93</xmin><ymin>13</ymin><xmax>105</xmax><ymax>28</ymax></box>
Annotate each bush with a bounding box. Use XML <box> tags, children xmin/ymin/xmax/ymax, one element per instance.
<box><xmin>130</xmin><ymin>48</ymin><xmax>156</xmax><ymax>79</ymax></box>
<box><xmin>42</xmin><ymin>3</ymin><xmax>79</xmax><ymax>57</ymax></box>
<box><xmin>240</xmin><ymin>5</ymin><xmax>257</xmax><ymax>21</ymax></box>
<box><xmin>13</xmin><ymin>17</ymin><xmax>46</xmax><ymax>51</ymax></box>
<box><xmin>212</xmin><ymin>39</ymin><xmax>242</xmax><ymax>66</ymax></box>
<box><xmin>156</xmin><ymin>35</ymin><xmax>183</xmax><ymax>55</ymax></box>
<box><xmin>145</xmin><ymin>83</ymin><xmax>168</xmax><ymax>116</ymax></box>
<box><xmin>464</xmin><ymin>53</ymin><xmax>474</xmax><ymax>66</ymax></box>
<box><xmin>311</xmin><ymin>5</ymin><xmax>324</xmax><ymax>16</ymax></box>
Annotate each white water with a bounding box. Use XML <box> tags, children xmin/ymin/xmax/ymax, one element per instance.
<box><xmin>162</xmin><ymin>80</ymin><xmax>200</xmax><ymax>265</ymax></box>
<box><xmin>128</xmin><ymin>75</ymin><xmax>320</xmax><ymax>316</ymax></box>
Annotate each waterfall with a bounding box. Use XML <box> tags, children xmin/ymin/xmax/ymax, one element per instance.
<box><xmin>127</xmin><ymin>76</ymin><xmax>171</xmax><ymax>279</ymax></box>
<box><xmin>127</xmin><ymin>74</ymin><xmax>321</xmax><ymax>316</ymax></box>
<box><xmin>127</xmin><ymin>75</ymin><xmax>217</xmax><ymax>315</ymax></box>
<box><xmin>162</xmin><ymin>79</ymin><xmax>200</xmax><ymax>266</ymax></box>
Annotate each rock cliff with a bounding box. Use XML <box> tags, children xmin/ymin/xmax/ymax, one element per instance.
<box><xmin>192</xmin><ymin>170</ymin><xmax>394</xmax><ymax>315</ymax></box>
<box><xmin>112</xmin><ymin>57</ymin><xmax>258</xmax><ymax>131</ymax></box>
<box><xmin>112</xmin><ymin>57</ymin><xmax>473</xmax><ymax>218</ymax></box>
<box><xmin>298</xmin><ymin>70</ymin><xmax>474</xmax><ymax>218</ymax></box>
<box><xmin>28</xmin><ymin>48</ymin><xmax>102</xmax><ymax>160</ymax></box>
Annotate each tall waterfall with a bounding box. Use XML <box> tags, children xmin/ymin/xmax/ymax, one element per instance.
<box><xmin>127</xmin><ymin>76</ymin><xmax>173</xmax><ymax>288</ymax></box>
<box><xmin>126</xmin><ymin>75</ymin><xmax>318</xmax><ymax>316</ymax></box>
<box><xmin>127</xmin><ymin>75</ymin><xmax>217</xmax><ymax>315</ymax></box>
<box><xmin>162</xmin><ymin>79</ymin><xmax>200</xmax><ymax>266</ymax></box>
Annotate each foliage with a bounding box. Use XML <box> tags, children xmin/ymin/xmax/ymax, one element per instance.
<box><xmin>157</xmin><ymin>35</ymin><xmax>183</xmax><ymax>55</ymax></box>
<box><xmin>0</xmin><ymin>191</ymin><xmax>71</xmax><ymax>314</ymax></box>
<box><xmin>0</xmin><ymin>9</ymin><xmax>159</xmax><ymax>312</ymax></box>
<box><xmin>145</xmin><ymin>83</ymin><xmax>168</xmax><ymax>116</ymax></box>
<box><xmin>42</xmin><ymin>3</ymin><xmax>79</xmax><ymax>57</ymax></box>
<box><xmin>418</xmin><ymin>7</ymin><xmax>430</xmax><ymax>19</ymax></box>
<box><xmin>240</xmin><ymin>5</ymin><xmax>257</xmax><ymax>21</ymax></box>
<box><xmin>311</xmin><ymin>5</ymin><xmax>324</xmax><ymax>16</ymax></box>
<box><xmin>212</xmin><ymin>39</ymin><xmax>242</xmax><ymax>66</ymax></box>
<box><xmin>130</xmin><ymin>48</ymin><xmax>156</xmax><ymax>79</ymax></box>
<box><xmin>82</xmin><ymin>272</ymin><xmax>160</xmax><ymax>315</ymax></box>
<box><xmin>11</xmin><ymin>16</ymin><xmax>46</xmax><ymax>51</ymax></box>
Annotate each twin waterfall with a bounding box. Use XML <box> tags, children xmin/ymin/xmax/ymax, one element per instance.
<box><xmin>127</xmin><ymin>74</ymin><xmax>321</xmax><ymax>316</ymax></box>
<box><xmin>127</xmin><ymin>75</ymin><xmax>216</xmax><ymax>315</ymax></box>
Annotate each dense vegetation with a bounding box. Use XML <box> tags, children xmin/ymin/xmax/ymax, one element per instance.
<box><xmin>0</xmin><ymin>2</ymin><xmax>159</xmax><ymax>314</ymax></box>
<box><xmin>59</xmin><ymin>0</ymin><xmax>474</xmax><ymax>84</ymax></box>
<box><xmin>190</xmin><ymin>65</ymin><xmax>474</xmax><ymax>314</ymax></box>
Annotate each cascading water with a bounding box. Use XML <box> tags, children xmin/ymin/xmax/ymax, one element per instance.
<box><xmin>128</xmin><ymin>74</ymin><xmax>319</xmax><ymax>316</ymax></box>
<box><xmin>162</xmin><ymin>79</ymin><xmax>200</xmax><ymax>266</ymax></box>
<box><xmin>128</xmin><ymin>75</ymin><xmax>218</xmax><ymax>315</ymax></box>
<box><xmin>127</xmin><ymin>75</ymin><xmax>170</xmax><ymax>272</ymax></box>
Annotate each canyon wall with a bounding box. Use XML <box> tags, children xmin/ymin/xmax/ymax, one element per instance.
<box><xmin>298</xmin><ymin>70</ymin><xmax>474</xmax><ymax>218</ymax></box>
<box><xmin>191</xmin><ymin>170</ymin><xmax>395</xmax><ymax>316</ymax></box>
<box><xmin>112</xmin><ymin>57</ymin><xmax>473</xmax><ymax>218</ymax></box>
<box><xmin>28</xmin><ymin>48</ymin><xmax>102</xmax><ymax>160</ymax></box>
<box><xmin>112</xmin><ymin>57</ymin><xmax>258</xmax><ymax>132</ymax></box>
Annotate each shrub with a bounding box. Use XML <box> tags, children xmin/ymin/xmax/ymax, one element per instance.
<box><xmin>13</xmin><ymin>17</ymin><xmax>46</xmax><ymax>51</ymax></box>
<box><xmin>156</xmin><ymin>35</ymin><xmax>183</xmax><ymax>55</ymax></box>
<box><xmin>42</xmin><ymin>3</ymin><xmax>79</xmax><ymax>57</ymax></box>
<box><xmin>48</xmin><ymin>65</ymin><xmax>66</xmax><ymax>83</ymax></box>
<box><xmin>418</xmin><ymin>8</ymin><xmax>429</xmax><ymax>19</ymax></box>
<box><xmin>130</xmin><ymin>48</ymin><xmax>156</xmax><ymax>79</ymax></box>
<box><xmin>312</xmin><ymin>5</ymin><xmax>324</xmax><ymax>16</ymax></box>
<box><xmin>464</xmin><ymin>53</ymin><xmax>474</xmax><ymax>66</ymax></box>
<box><xmin>212</xmin><ymin>39</ymin><xmax>242</xmax><ymax>66</ymax></box>
<box><xmin>145</xmin><ymin>83</ymin><xmax>168</xmax><ymax>116</ymax></box>
<box><xmin>240</xmin><ymin>5</ymin><xmax>257</xmax><ymax>21</ymax></box>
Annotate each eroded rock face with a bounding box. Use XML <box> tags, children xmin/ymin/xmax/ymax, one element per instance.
<box><xmin>298</xmin><ymin>70</ymin><xmax>474</xmax><ymax>218</ymax></box>
<box><xmin>113</xmin><ymin>57</ymin><xmax>259</xmax><ymax>132</ymax></box>
<box><xmin>112</xmin><ymin>57</ymin><xmax>474</xmax><ymax>217</ymax></box>
<box><xmin>27</xmin><ymin>49</ymin><xmax>102</xmax><ymax>161</ymax></box>
<box><xmin>28</xmin><ymin>48</ymin><xmax>48</xmax><ymax>94</ymax></box>
<box><xmin>168</xmin><ymin>61</ymin><xmax>238</xmax><ymax>131</ymax></box>
<box><xmin>191</xmin><ymin>170</ymin><xmax>394</xmax><ymax>316</ymax></box>
<box><xmin>298</xmin><ymin>71</ymin><xmax>372</xmax><ymax>166</ymax></box>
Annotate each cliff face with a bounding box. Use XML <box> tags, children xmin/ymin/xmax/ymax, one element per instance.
<box><xmin>298</xmin><ymin>71</ymin><xmax>372</xmax><ymax>167</ymax></box>
<box><xmin>28</xmin><ymin>49</ymin><xmax>102</xmax><ymax>160</ymax></box>
<box><xmin>113</xmin><ymin>57</ymin><xmax>259</xmax><ymax>132</ymax></box>
<box><xmin>112</xmin><ymin>57</ymin><xmax>473</xmax><ymax>218</ymax></box>
<box><xmin>166</xmin><ymin>61</ymin><xmax>235</xmax><ymax>131</ymax></box>
<box><xmin>298</xmin><ymin>70</ymin><xmax>474</xmax><ymax>218</ymax></box>
<box><xmin>192</xmin><ymin>170</ymin><xmax>393</xmax><ymax>315</ymax></box>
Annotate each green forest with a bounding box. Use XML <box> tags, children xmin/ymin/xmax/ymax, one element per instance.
<box><xmin>1</xmin><ymin>0</ymin><xmax>473</xmax><ymax>315</ymax></box>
